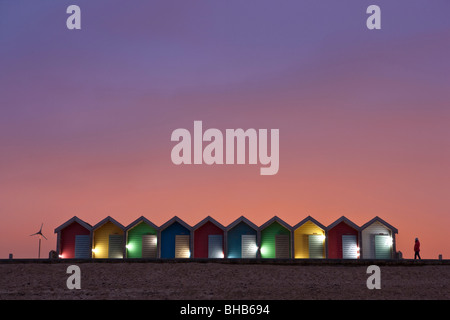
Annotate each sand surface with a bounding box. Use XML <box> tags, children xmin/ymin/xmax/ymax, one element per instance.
<box><xmin>0</xmin><ymin>261</ymin><xmax>449</xmax><ymax>300</ymax></box>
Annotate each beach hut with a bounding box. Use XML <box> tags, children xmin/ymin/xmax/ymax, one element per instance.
<box><xmin>159</xmin><ymin>216</ymin><xmax>192</xmax><ymax>259</ymax></box>
<box><xmin>259</xmin><ymin>216</ymin><xmax>292</xmax><ymax>259</ymax></box>
<box><xmin>92</xmin><ymin>216</ymin><xmax>126</xmax><ymax>259</ymax></box>
<box><xmin>54</xmin><ymin>216</ymin><xmax>92</xmax><ymax>259</ymax></box>
<box><xmin>292</xmin><ymin>216</ymin><xmax>327</xmax><ymax>259</ymax></box>
<box><xmin>193</xmin><ymin>216</ymin><xmax>226</xmax><ymax>259</ymax></box>
<box><xmin>327</xmin><ymin>216</ymin><xmax>360</xmax><ymax>259</ymax></box>
<box><xmin>125</xmin><ymin>216</ymin><xmax>159</xmax><ymax>258</ymax></box>
<box><xmin>360</xmin><ymin>216</ymin><xmax>398</xmax><ymax>259</ymax></box>
<box><xmin>226</xmin><ymin>216</ymin><xmax>259</xmax><ymax>259</ymax></box>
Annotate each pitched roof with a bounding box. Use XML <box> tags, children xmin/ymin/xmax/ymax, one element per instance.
<box><xmin>192</xmin><ymin>215</ymin><xmax>225</xmax><ymax>231</ymax></box>
<box><xmin>326</xmin><ymin>216</ymin><xmax>360</xmax><ymax>231</ymax></box>
<box><xmin>54</xmin><ymin>216</ymin><xmax>92</xmax><ymax>233</ymax></box>
<box><xmin>92</xmin><ymin>216</ymin><xmax>126</xmax><ymax>231</ymax></box>
<box><xmin>259</xmin><ymin>215</ymin><xmax>292</xmax><ymax>231</ymax></box>
<box><xmin>125</xmin><ymin>216</ymin><xmax>159</xmax><ymax>231</ymax></box>
<box><xmin>226</xmin><ymin>215</ymin><xmax>259</xmax><ymax>231</ymax></box>
<box><xmin>292</xmin><ymin>215</ymin><xmax>326</xmax><ymax>231</ymax></box>
<box><xmin>360</xmin><ymin>216</ymin><xmax>398</xmax><ymax>234</ymax></box>
<box><xmin>159</xmin><ymin>216</ymin><xmax>192</xmax><ymax>232</ymax></box>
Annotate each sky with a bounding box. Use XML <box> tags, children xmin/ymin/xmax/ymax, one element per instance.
<box><xmin>1</xmin><ymin>0</ymin><xmax>449</xmax><ymax>259</ymax></box>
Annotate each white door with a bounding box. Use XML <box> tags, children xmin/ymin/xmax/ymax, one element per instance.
<box><xmin>241</xmin><ymin>235</ymin><xmax>257</xmax><ymax>258</ymax></box>
<box><xmin>342</xmin><ymin>235</ymin><xmax>358</xmax><ymax>259</ymax></box>
<box><xmin>208</xmin><ymin>235</ymin><xmax>223</xmax><ymax>258</ymax></box>
<box><xmin>308</xmin><ymin>234</ymin><xmax>324</xmax><ymax>258</ymax></box>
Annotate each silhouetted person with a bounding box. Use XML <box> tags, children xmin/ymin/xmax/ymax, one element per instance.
<box><xmin>414</xmin><ymin>238</ymin><xmax>421</xmax><ymax>260</ymax></box>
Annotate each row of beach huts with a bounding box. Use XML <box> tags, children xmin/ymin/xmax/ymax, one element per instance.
<box><xmin>54</xmin><ymin>215</ymin><xmax>399</xmax><ymax>260</ymax></box>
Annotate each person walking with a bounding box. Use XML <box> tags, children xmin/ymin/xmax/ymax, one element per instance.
<box><xmin>414</xmin><ymin>238</ymin><xmax>421</xmax><ymax>260</ymax></box>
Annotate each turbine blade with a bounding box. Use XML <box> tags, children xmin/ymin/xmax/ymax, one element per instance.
<box><xmin>42</xmin><ymin>234</ymin><xmax>47</xmax><ymax>240</ymax></box>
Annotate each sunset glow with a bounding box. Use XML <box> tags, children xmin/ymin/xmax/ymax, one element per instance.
<box><xmin>1</xmin><ymin>1</ymin><xmax>449</xmax><ymax>260</ymax></box>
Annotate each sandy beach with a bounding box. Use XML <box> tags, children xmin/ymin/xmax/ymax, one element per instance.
<box><xmin>0</xmin><ymin>260</ymin><xmax>449</xmax><ymax>300</ymax></box>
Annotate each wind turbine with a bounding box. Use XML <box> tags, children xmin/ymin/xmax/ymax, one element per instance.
<box><xmin>30</xmin><ymin>223</ymin><xmax>47</xmax><ymax>258</ymax></box>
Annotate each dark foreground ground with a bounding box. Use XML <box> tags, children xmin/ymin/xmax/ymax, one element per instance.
<box><xmin>0</xmin><ymin>259</ymin><xmax>449</xmax><ymax>300</ymax></box>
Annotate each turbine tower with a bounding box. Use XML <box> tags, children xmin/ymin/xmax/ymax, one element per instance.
<box><xmin>30</xmin><ymin>223</ymin><xmax>47</xmax><ymax>258</ymax></box>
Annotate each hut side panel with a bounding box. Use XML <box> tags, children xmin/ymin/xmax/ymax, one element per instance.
<box><xmin>60</xmin><ymin>221</ymin><xmax>90</xmax><ymax>259</ymax></box>
<box><xmin>93</xmin><ymin>221</ymin><xmax>124</xmax><ymax>259</ymax></box>
<box><xmin>294</xmin><ymin>221</ymin><xmax>325</xmax><ymax>259</ymax></box>
<box><xmin>361</xmin><ymin>221</ymin><xmax>393</xmax><ymax>259</ymax></box>
<box><xmin>127</xmin><ymin>222</ymin><xmax>158</xmax><ymax>258</ymax></box>
<box><xmin>194</xmin><ymin>221</ymin><xmax>224</xmax><ymax>258</ymax></box>
<box><xmin>160</xmin><ymin>221</ymin><xmax>190</xmax><ymax>258</ymax></box>
<box><xmin>227</xmin><ymin>221</ymin><xmax>257</xmax><ymax>258</ymax></box>
<box><xmin>327</xmin><ymin>221</ymin><xmax>358</xmax><ymax>259</ymax></box>
<box><xmin>260</xmin><ymin>222</ymin><xmax>291</xmax><ymax>259</ymax></box>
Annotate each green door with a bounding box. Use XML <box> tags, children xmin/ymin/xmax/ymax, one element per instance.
<box><xmin>374</xmin><ymin>234</ymin><xmax>391</xmax><ymax>259</ymax></box>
